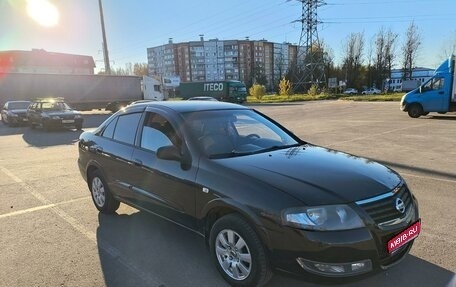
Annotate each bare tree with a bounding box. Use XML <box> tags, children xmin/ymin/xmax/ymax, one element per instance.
<box><xmin>402</xmin><ymin>22</ymin><xmax>421</xmax><ymax>80</ymax></box>
<box><xmin>372</xmin><ymin>27</ymin><xmax>398</xmax><ymax>89</ymax></box>
<box><xmin>111</xmin><ymin>62</ymin><xmax>148</xmax><ymax>76</ymax></box>
<box><xmin>384</xmin><ymin>29</ymin><xmax>398</xmax><ymax>78</ymax></box>
<box><xmin>439</xmin><ymin>30</ymin><xmax>456</xmax><ymax>60</ymax></box>
<box><xmin>341</xmin><ymin>32</ymin><xmax>364</xmax><ymax>88</ymax></box>
<box><xmin>133</xmin><ymin>63</ymin><xmax>148</xmax><ymax>76</ymax></box>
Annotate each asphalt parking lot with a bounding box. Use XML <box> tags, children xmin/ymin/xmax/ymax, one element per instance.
<box><xmin>0</xmin><ymin>101</ymin><xmax>455</xmax><ymax>287</ymax></box>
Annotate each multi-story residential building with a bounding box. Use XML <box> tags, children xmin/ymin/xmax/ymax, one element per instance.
<box><xmin>0</xmin><ymin>49</ymin><xmax>95</xmax><ymax>75</ymax></box>
<box><xmin>147</xmin><ymin>37</ymin><xmax>298</xmax><ymax>90</ymax></box>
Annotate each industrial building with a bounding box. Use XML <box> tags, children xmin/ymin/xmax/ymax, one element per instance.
<box><xmin>387</xmin><ymin>67</ymin><xmax>434</xmax><ymax>91</ymax></box>
<box><xmin>0</xmin><ymin>49</ymin><xmax>95</xmax><ymax>75</ymax></box>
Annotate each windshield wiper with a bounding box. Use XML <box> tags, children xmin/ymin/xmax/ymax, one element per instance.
<box><xmin>209</xmin><ymin>150</ymin><xmax>254</xmax><ymax>159</ymax></box>
<box><xmin>256</xmin><ymin>143</ymin><xmax>301</xmax><ymax>154</ymax></box>
<box><xmin>209</xmin><ymin>143</ymin><xmax>302</xmax><ymax>159</ymax></box>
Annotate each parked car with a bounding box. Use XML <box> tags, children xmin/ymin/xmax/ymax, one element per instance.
<box><xmin>77</xmin><ymin>101</ymin><xmax>420</xmax><ymax>286</ymax></box>
<box><xmin>1</xmin><ymin>100</ymin><xmax>31</xmax><ymax>126</ymax></box>
<box><xmin>343</xmin><ymin>88</ymin><xmax>358</xmax><ymax>95</ymax></box>
<box><xmin>27</xmin><ymin>98</ymin><xmax>83</xmax><ymax>131</ymax></box>
<box><xmin>187</xmin><ymin>96</ymin><xmax>218</xmax><ymax>101</ymax></box>
<box><xmin>362</xmin><ymin>88</ymin><xmax>382</xmax><ymax>95</ymax></box>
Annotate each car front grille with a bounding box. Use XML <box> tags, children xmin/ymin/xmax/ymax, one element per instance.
<box><xmin>356</xmin><ymin>184</ymin><xmax>412</xmax><ymax>225</ymax></box>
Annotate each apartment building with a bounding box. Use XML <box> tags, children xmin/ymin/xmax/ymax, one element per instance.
<box><xmin>147</xmin><ymin>37</ymin><xmax>299</xmax><ymax>90</ymax></box>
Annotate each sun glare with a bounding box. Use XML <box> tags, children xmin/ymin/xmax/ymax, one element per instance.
<box><xmin>26</xmin><ymin>0</ymin><xmax>59</xmax><ymax>27</ymax></box>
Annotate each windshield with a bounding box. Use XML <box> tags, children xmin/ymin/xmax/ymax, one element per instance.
<box><xmin>8</xmin><ymin>101</ymin><xmax>31</xmax><ymax>110</ymax></box>
<box><xmin>183</xmin><ymin>109</ymin><xmax>300</xmax><ymax>158</ymax></box>
<box><xmin>42</xmin><ymin>101</ymin><xmax>72</xmax><ymax>111</ymax></box>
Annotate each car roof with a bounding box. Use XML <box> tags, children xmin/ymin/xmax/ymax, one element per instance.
<box><xmin>6</xmin><ymin>100</ymin><xmax>31</xmax><ymax>103</ymax></box>
<box><xmin>126</xmin><ymin>100</ymin><xmax>248</xmax><ymax>113</ymax></box>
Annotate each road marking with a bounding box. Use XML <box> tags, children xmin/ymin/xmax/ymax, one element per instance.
<box><xmin>0</xmin><ymin>197</ymin><xmax>89</xmax><ymax>219</ymax></box>
<box><xmin>0</xmin><ymin>166</ymin><xmax>166</xmax><ymax>287</ymax></box>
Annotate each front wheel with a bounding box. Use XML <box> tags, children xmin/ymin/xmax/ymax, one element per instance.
<box><xmin>89</xmin><ymin>170</ymin><xmax>120</xmax><ymax>214</ymax></box>
<box><xmin>407</xmin><ymin>104</ymin><xmax>423</xmax><ymax>118</ymax></box>
<box><xmin>210</xmin><ymin>214</ymin><xmax>272</xmax><ymax>287</ymax></box>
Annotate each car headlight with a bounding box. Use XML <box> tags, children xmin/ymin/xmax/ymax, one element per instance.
<box><xmin>7</xmin><ymin>112</ymin><xmax>18</xmax><ymax>117</ymax></box>
<box><xmin>51</xmin><ymin>115</ymin><xmax>61</xmax><ymax>120</ymax></box>
<box><xmin>74</xmin><ymin>114</ymin><xmax>81</xmax><ymax>119</ymax></box>
<box><xmin>282</xmin><ymin>204</ymin><xmax>365</xmax><ymax>231</ymax></box>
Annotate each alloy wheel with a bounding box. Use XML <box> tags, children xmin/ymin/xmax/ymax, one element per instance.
<box><xmin>215</xmin><ymin>229</ymin><xmax>252</xmax><ymax>280</ymax></box>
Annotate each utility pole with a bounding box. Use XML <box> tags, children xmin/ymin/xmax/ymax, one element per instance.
<box><xmin>292</xmin><ymin>0</ymin><xmax>326</xmax><ymax>91</ymax></box>
<box><xmin>98</xmin><ymin>0</ymin><xmax>111</xmax><ymax>74</ymax></box>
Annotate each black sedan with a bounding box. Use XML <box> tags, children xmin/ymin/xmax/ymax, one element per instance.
<box><xmin>1</xmin><ymin>100</ymin><xmax>31</xmax><ymax>126</ymax></box>
<box><xmin>27</xmin><ymin>98</ymin><xmax>83</xmax><ymax>131</ymax></box>
<box><xmin>77</xmin><ymin>101</ymin><xmax>420</xmax><ymax>286</ymax></box>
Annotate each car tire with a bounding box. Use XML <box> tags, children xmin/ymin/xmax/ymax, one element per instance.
<box><xmin>89</xmin><ymin>170</ymin><xmax>120</xmax><ymax>214</ymax></box>
<box><xmin>407</xmin><ymin>104</ymin><xmax>423</xmax><ymax>118</ymax></box>
<box><xmin>209</xmin><ymin>214</ymin><xmax>272</xmax><ymax>287</ymax></box>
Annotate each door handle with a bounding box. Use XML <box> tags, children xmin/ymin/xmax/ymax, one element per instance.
<box><xmin>132</xmin><ymin>158</ymin><xmax>143</xmax><ymax>166</ymax></box>
<box><xmin>89</xmin><ymin>146</ymin><xmax>103</xmax><ymax>153</ymax></box>
<box><xmin>438</xmin><ymin>91</ymin><xmax>444</xmax><ymax>95</ymax></box>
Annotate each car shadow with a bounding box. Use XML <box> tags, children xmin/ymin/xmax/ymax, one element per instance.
<box><xmin>0</xmin><ymin>124</ymin><xmax>30</xmax><ymax>136</ymax></box>
<box><xmin>22</xmin><ymin>128</ymin><xmax>83</xmax><ymax>147</ymax></box>
<box><xmin>96</xmin><ymin>210</ymin><xmax>455</xmax><ymax>287</ymax></box>
<box><xmin>368</xmin><ymin>157</ymin><xmax>456</xmax><ymax>181</ymax></box>
<box><xmin>427</xmin><ymin>115</ymin><xmax>456</xmax><ymax>120</ymax></box>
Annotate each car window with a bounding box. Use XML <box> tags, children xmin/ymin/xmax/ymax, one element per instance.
<box><xmin>101</xmin><ymin>117</ymin><xmax>117</xmax><ymax>139</ymax></box>
<box><xmin>140</xmin><ymin>112</ymin><xmax>180</xmax><ymax>152</ymax></box>
<box><xmin>184</xmin><ymin>109</ymin><xmax>299</xmax><ymax>157</ymax></box>
<box><xmin>112</xmin><ymin>113</ymin><xmax>142</xmax><ymax>145</ymax></box>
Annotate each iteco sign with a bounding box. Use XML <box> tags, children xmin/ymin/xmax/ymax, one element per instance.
<box><xmin>203</xmin><ymin>82</ymin><xmax>225</xmax><ymax>92</ymax></box>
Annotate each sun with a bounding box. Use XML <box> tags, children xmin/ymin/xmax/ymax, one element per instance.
<box><xmin>26</xmin><ymin>0</ymin><xmax>59</xmax><ymax>27</ymax></box>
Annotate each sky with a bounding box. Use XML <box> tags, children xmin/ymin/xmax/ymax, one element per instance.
<box><xmin>1</xmin><ymin>0</ymin><xmax>455</xmax><ymax>74</ymax></box>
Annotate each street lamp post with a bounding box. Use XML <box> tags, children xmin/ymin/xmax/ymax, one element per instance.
<box><xmin>98</xmin><ymin>0</ymin><xmax>111</xmax><ymax>75</ymax></box>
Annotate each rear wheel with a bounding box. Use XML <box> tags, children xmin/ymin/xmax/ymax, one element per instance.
<box><xmin>407</xmin><ymin>104</ymin><xmax>423</xmax><ymax>118</ymax></box>
<box><xmin>89</xmin><ymin>170</ymin><xmax>120</xmax><ymax>214</ymax></box>
<box><xmin>210</xmin><ymin>214</ymin><xmax>272</xmax><ymax>287</ymax></box>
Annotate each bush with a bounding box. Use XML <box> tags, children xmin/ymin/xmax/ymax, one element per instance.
<box><xmin>308</xmin><ymin>84</ymin><xmax>318</xmax><ymax>97</ymax></box>
<box><xmin>249</xmin><ymin>84</ymin><xmax>266</xmax><ymax>100</ymax></box>
<box><xmin>278</xmin><ymin>77</ymin><xmax>293</xmax><ymax>97</ymax></box>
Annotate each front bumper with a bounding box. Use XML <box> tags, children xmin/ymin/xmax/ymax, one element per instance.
<box><xmin>265</xmin><ymin>194</ymin><xmax>419</xmax><ymax>278</ymax></box>
<box><xmin>43</xmin><ymin>118</ymin><xmax>83</xmax><ymax>129</ymax></box>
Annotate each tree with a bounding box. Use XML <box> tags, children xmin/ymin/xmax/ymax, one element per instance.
<box><xmin>402</xmin><ymin>22</ymin><xmax>421</xmax><ymax>80</ymax></box>
<box><xmin>253</xmin><ymin>63</ymin><xmax>268</xmax><ymax>87</ymax></box>
<box><xmin>133</xmin><ymin>63</ymin><xmax>148</xmax><ymax>76</ymax></box>
<box><xmin>384</xmin><ymin>29</ymin><xmax>398</xmax><ymax>84</ymax></box>
<box><xmin>439</xmin><ymin>30</ymin><xmax>456</xmax><ymax>60</ymax></box>
<box><xmin>341</xmin><ymin>32</ymin><xmax>364</xmax><ymax>89</ymax></box>
<box><xmin>110</xmin><ymin>62</ymin><xmax>148</xmax><ymax>76</ymax></box>
<box><xmin>372</xmin><ymin>27</ymin><xmax>398</xmax><ymax>89</ymax></box>
<box><xmin>278</xmin><ymin>77</ymin><xmax>293</xmax><ymax>96</ymax></box>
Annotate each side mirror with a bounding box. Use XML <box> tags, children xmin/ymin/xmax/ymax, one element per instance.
<box><xmin>157</xmin><ymin>145</ymin><xmax>192</xmax><ymax>170</ymax></box>
<box><xmin>157</xmin><ymin>145</ymin><xmax>182</xmax><ymax>161</ymax></box>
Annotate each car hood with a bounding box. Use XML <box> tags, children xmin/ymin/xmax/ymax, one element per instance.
<box><xmin>44</xmin><ymin>110</ymin><xmax>80</xmax><ymax>116</ymax></box>
<box><xmin>216</xmin><ymin>145</ymin><xmax>401</xmax><ymax>206</ymax></box>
